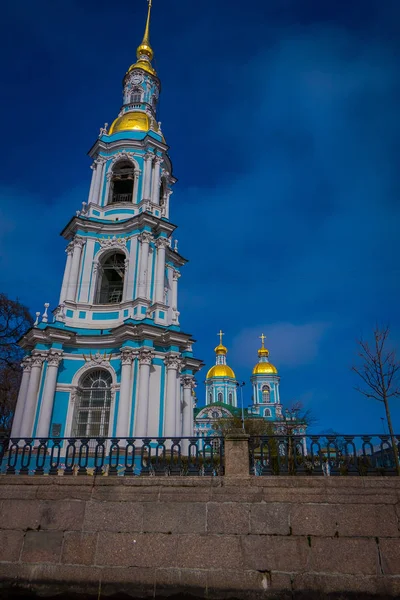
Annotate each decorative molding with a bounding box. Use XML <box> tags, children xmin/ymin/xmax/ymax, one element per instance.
<box><xmin>181</xmin><ymin>375</ymin><xmax>194</xmax><ymax>389</ymax></box>
<box><xmin>30</xmin><ymin>352</ymin><xmax>47</xmax><ymax>369</ymax></box>
<box><xmin>172</xmin><ymin>269</ymin><xmax>181</xmax><ymax>281</ymax></box>
<box><xmin>120</xmin><ymin>347</ymin><xmax>137</xmax><ymax>366</ymax></box>
<box><xmin>73</xmin><ymin>237</ymin><xmax>86</xmax><ymax>250</ymax></box>
<box><xmin>99</xmin><ymin>236</ymin><xmax>127</xmax><ymax>250</ymax></box>
<box><xmin>21</xmin><ymin>357</ymin><xmax>32</xmax><ymax>373</ymax></box>
<box><xmin>138</xmin><ymin>348</ymin><xmax>155</xmax><ymax>366</ymax></box>
<box><xmin>82</xmin><ymin>350</ymin><xmax>113</xmax><ymax>368</ymax></box>
<box><xmin>47</xmin><ymin>350</ymin><xmax>63</xmax><ymax>368</ymax></box>
<box><xmin>155</xmin><ymin>237</ymin><xmax>170</xmax><ymax>250</ymax></box>
<box><xmin>164</xmin><ymin>354</ymin><xmax>182</xmax><ymax>372</ymax></box>
<box><xmin>138</xmin><ymin>232</ymin><xmax>153</xmax><ymax>245</ymax></box>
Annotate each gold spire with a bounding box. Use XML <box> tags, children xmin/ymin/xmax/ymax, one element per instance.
<box><xmin>128</xmin><ymin>0</ymin><xmax>157</xmax><ymax>76</ymax></box>
<box><xmin>214</xmin><ymin>329</ymin><xmax>228</xmax><ymax>355</ymax></box>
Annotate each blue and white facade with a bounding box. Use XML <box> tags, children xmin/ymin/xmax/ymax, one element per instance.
<box><xmin>248</xmin><ymin>336</ymin><xmax>282</xmax><ymax>420</ymax></box>
<box><xmin>11</xmin><ymin>3</ymin><xmax>202</xmax><ymax>442</ymax></box>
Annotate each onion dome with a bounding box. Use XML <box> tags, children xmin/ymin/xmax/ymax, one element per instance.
<box><xmin>109</xmin><ymin>112</ymin><xmax>159</xmax><ymax>135</ymax></box>
<box><xmin>206</xmin><ymin>330</ymin><xmax>236</xmax><ymax>379</ymax></box>
<box><xmin>252</xmin><ymin>333</ymin><xmax>278</xmax><ymax>375</ymax></box>
<box><xmin>206</xmin><ymin>364</ymin><xmax>236</xmax><ymax>379</ymax></box>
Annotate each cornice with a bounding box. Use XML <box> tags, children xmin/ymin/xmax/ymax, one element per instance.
<box><xmin>60</xmin><ymin>212</ymin><xmax>177</xmax><ymax>241</ymax></box>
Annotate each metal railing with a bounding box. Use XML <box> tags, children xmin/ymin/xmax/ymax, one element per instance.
<box><xmin>0</xmin><ymin>437</ymin><xmax>224</xmax><ymax>477</ymax></box>
<box><xmin>249</xmin><ymin>434</ymin><xmax>400</xmax><ymax>476</ymax></box>
<box><xmin>111</xmin><ymin>193</ymin><xmax>133</xmax><ymax>204</ymax></box>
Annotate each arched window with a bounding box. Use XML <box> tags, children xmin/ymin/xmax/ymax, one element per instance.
<box><xmin>108</xmin><ymin>160</ymin><xmax>135</xmax><ymax>204</ymax></box>
<box><xmin>264</xmin><ymin>408</ymin><xmax>272</xmax><ymax>418</ymax></box>
<box><xmin>262</xmin><ymin>385</ymin><xmax>270</xmax><ymax>403</ymax></box>
<box><xmin>72</xmin><ymin>370</ymin><xmax>112</xmax><ymax>437</ymax></box>
<box><xmin>217</xmin><ymin>392</ymin><xmax>223</xmax><ymax>403</ymax></box>
<box><xmin>96</xmin><ymin>252</ymin><xmax>126</xmax><ymax>304</ymax></box>
<box><xmin>228</xmin><ymin>393</ymin><xmax>233</xmax><ymax>405</ymax></box>
<box><xmin>209</xmin><ymin>392</ymin><xmax>212</xmax><ymax>404</ymax></box>
<box><xmin>131</xmin><ymin>87</ymin><xmax>143</xmax><ymax>104</ymax></box>
<box><xmin>151</xmin><ymin>95</ymin><xmax>157</xmax><ymax>110</ymax></box>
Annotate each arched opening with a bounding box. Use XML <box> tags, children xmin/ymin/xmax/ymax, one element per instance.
<box><xmin>96</xmin><ymin>252</ymin><xmax>126</xmax><ymax>304</ymax></box>
<box><xmin>131</xmin><ymin>87</ymin><xmax>143</xmax><ymax>104</ymax></box>
<box><xmin>262</xmin><ymin>385</ymin><xmax>270</xmax><ymax>403</ymax></box>
<box><xmin>209</xmin><ymin>392</ymin><xmax>212</xmax><ymax>404</ymax></box>
<box><xmin>217</xmin><ymin>392</ymin><xmax>223</xmax><ymax>403</ymax></box>
<box><xmin>151</xmin><ymin>95</ymin><xmax>157</xmax><ymax>110</ymax></box>
<box><xmin>108</xmin><ymin>160</ymin><xmax>135</xmax><ymax>205</ymax></box>
<box><xmin>72</xmin><ymin>369</ymin><xmax>112</xmax><ymax>437</ymax></box>
<box><xmin>228</xmin><ymin>392</ymin><xmax>233</xmax><ymax>405</ymax></box>
<box><xmin>264</xmin><ymin>408</ymin><xmax>272</xmax><ymax>418</ymax></box>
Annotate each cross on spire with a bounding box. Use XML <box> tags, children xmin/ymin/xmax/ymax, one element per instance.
<box><xmin>217</xmin><ymin>330</ymin><xmax>225</xmax><ymax>345</ymax></box>
<box><xmin>259</xmin><ymin>333</ymin><xmax>266</xmax><ymax>348</ymax></box>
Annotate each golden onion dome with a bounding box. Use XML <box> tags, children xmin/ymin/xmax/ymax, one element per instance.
<box><xmin>206</xmin><ymin>364</ymin><xmax>236</xmax><ymax>379</ymax></box>
<box><xmin>252</xmin><ymin>362</ymin><xmax>278</xmax><ymax>375</ymax></box>
<box><xmin>109</xmin><ymin>112</ymin><xmax>158</xmax><ymax>135</ymax></box>
<box><xmin>214</xmin><ymin>343</ymin><xmax>227</xmax><ymax>355</ymax></box>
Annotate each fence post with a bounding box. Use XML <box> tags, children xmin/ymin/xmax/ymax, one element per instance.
<box><xmin>224</xmin><ymin>433</ymin><xmax>250</xmax><ymax>476</ymax></box>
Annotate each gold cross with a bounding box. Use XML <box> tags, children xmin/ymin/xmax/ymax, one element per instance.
<box><xmin>217</xmin><ymin>330</ymin><xmax>224</xmax><ymax>345</ymax></box>
<box><xmin>259</xmin><ymin>333</ymin><xmax>266</xmax><ymax>347</ymax></box>
<box><xmin>148</xmin><ymin>0</ymin><xmax>152</xmax><ymax>7</ymax></box>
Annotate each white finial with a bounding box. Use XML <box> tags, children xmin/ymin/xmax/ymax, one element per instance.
<box><xmin>34</xmin><ymin>312</ymin><xmax>41</xmax><ymax>326</ymax></box>
<box><xmin>99</xmin><ymin>123</ymin><xmax>108</xmax><ymax>137</ymax></box>
<box><xmin>42</xmin><ymin>303</ymin><xmax>50</xmax><ymax>323</ymax></box>
<box><xmin>158</xmin><ymin>121</ymin><xmax>162</xmax><ymax>133</ymax></box>
<box><xmin>76</xmin><ymin>210</ymin><xmax>81</xmax><ymax>217</ymax></box>
<box><xmin>82</xmin><ymin>202</ymin><xmax>88</xmax><ymax>213</ymax></box>
<box><xmin>174</xmin><ymin>240</ymin><xmax>178</xmax><ymax>252</ymax></box>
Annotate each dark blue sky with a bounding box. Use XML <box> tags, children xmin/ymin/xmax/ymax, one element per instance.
<box><xmin>1</xmin><ymin>0</ymin><xmax>399</xmax><ymax>433</ymax></box>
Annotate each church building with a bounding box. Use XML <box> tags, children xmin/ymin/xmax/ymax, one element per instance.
<box><xmin>11</xmin><ymin>1</ymin><xmax>203</xmax><ymax>442</ymax></box>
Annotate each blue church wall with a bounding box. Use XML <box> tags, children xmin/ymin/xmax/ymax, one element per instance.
<box><xmin>50</xmin><ymin>391</ymin><xmax>70</xmax><ymax>437</ymax></box>
<box><xmin>111</xmin><ymin>391</ymin><xmax>120</xmax><ymax>437</ymax></box>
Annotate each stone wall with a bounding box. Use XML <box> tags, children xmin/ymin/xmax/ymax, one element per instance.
<box><xmin>0</xmin><ymin>474</ymin><xmax>399</xmax><ymax>599</ymax></box>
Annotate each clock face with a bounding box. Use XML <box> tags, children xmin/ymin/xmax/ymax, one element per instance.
<box><xmin>131</xmin><ymin>73</ymin><xmax>143</xmax><ymax>85</ymax></box>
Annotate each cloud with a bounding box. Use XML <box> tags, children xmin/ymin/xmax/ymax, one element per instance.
<box><xmin>231</xmin><ymin>322</ymin><xmax>330</xmax><ymax>369</ymax></box>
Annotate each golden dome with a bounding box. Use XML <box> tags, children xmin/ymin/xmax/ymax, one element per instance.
<box><xmin>214</xmin><ymin>343</ymin><xmax>227</xmax><ymax>355</ymax></box>
<box><xmin>206</xmin><ymin>364</ymin><xmax>236</xmax><ymax>379</ymax></box>
<box><xmin>252</xmin><ymin>362</ymin><xmax>278</xmax><ymax>375</ymax></box>
<box><xmin>109</xmin><ymin>112</ymin><xmax>157</xmax><ymax>135</ymax></box>
<box><xmin>128</xmin><ymin>60</ymin><xmax>156</xmax><ymax>76</ymax></box>
<box><xmin>252</xmin><ymin>333</ymin><xmax>278</xmax><ymax>375</ymax></box>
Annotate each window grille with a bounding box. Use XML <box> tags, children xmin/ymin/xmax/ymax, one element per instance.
<box><xmin>262</xmin><ymin>385</ymin><xmax>270</xmax><ymax>403</ymax></box>
<box><xmin>72</xmin><ymin>370</ymin><xmax>112</xmax><ymax>438</ymax></box>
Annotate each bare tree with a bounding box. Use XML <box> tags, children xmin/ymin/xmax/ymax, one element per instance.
<box><xmin>352</xmin><ymin>326</ymin><xmax>400</xmax><ymax>476</ymax></box>
<box><xmin>0</xmin><ymin>294</ymin><xmax>32</xmax><ymax>434</ymax></box>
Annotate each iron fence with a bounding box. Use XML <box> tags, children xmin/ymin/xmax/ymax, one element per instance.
<box><xmin>249</xmin><ymin>434</ymin><xmax>400</xmax><ymax>476</ymax></box>
<box><xmin>0</xmin><ymin>437</ymin><xmax>224</xmax><ymax>477</ymax></box>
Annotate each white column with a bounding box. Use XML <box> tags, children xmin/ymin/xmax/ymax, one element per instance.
<box><xmin>36</xmin><ymin>351</ymin><xmax>63</xmax><ymax>438</ymax></box>
<box><xmin>126</xmin><ymin>237</ymin><xmax>138</xmax><ymax>301</ymax></box>
<box><xmin>151</xmin><ymin>156</ymin><xmax>162</xmax><ymax>205</ymax></box>
<box><xmin>122</xmin><ymin>257</ymin><xmax>130</xmax><ymax>301</ymax></box>
<box><xmin>182</xmin><ymin>376</ymin><xmax>194</xmax><ymax>438</ymax></box>
<box><xmin>116</xmin><ymin>348</ymin><xmax>136</xmax><ymax>438</ymax></box>
<box><xmin>134</xmin><ymin>349</ymin><xmax>154</xmax><ymax>438</ymax></box>
<box><xmin>164</xmin><ymin>354</ymin><xmax>182</xmax><ymax>438</ymax></box>
<box><xmin>87</xmin><ymin>163</ymin><xmax>96</xmax><ymax>204</ymax></box>
<box><xmin>66</xmin><ymin>238</ymin><xmax>85</xmax><ymax>302</ymax></box>
<box><xmin>91</xmin><ymin>160</ymin><xmax>103</xmax><ymax>205</ymax></box>
<box><xmin>93</xmin><ymin>159</ymin><xmax>105</xmax><ymax>205</ymax></box>
<box><xmin>133</xmin><ymin>170</ymin><xmax>140</xmax><ymax>204</ymax></box>
<box><xmin>176</xmin><ymin>372</ymin><xmax>182</xmax><ymax>436</ymax></box>
<box><xmin>138</xmin><ymin>232</ymin><xmax>153</xmax><ymax>298</ymax></box>
<box><xmin>59</xmin><ymin>243</ymin><xmax>73</xmax><ymax>304</ymax></box>
<box><xmin>10</xmin><ymin>358</ymin><xmax>32</xmax><ymax>440</ymax></box>
<box><xmin>19</xmin><ymin>353</ymin><xmax>46</xmax><ymax>438</ymax></box>
<box><xmin>171</xmin><ymin>269</ymin><xmax>181</xmax><ymax>324</ymax></box>
<box><xmin>143</xmin><ymin>153</ymin><xmax>153</xmax><ymax>201</ymax></box>
<box><xmin>155</xmin><ymin>238</ymin><xmax>168</xmax><ymax>303</ymax></box>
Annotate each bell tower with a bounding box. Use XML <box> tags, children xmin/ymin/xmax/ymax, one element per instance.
<box><xmin>11</xmin><ymin>0</ymin><xmax>203</xmax><ymax>443</ymax></box>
